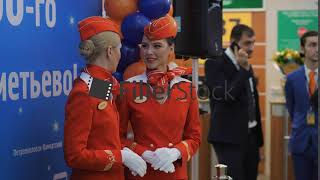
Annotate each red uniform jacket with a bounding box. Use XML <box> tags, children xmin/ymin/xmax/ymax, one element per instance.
<box><xmin>64</xmin><ymin>65</ymin><xmax>124</xmax><ymax>180</ymax></box>
<box><xmin>118</xmin><ymin>72</ymin><xmax>201</xmax><ymax>180</ymax></box>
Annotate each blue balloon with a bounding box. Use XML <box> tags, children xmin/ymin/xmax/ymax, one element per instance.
<box><xmin>138</xmin><ymin>0</ymin><xmax>170</xmax><ymax>20</ymax></box>
<box><xmin>113</xmin><ymin>72</ymin><xmax>124</xmax><ymax>82</ymax></box>
<box><xmin>121</xmin><ymin>12</ymin><xmax>150</xmax><ymax>45</ymax></box>
<box><xmin>116</xmin><ymin>41</ymin><xmax>140</xmax><ymax>73</ymax></box>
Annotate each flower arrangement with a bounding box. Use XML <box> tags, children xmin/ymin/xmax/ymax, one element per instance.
<box><xmin>272</xmin><ymin>49</ymin><xmax>304</xmax><ymax>75</ymax></box>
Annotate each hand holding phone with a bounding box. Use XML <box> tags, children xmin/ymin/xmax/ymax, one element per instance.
<box><xmin>230</xmin><ymin>41</ymin><xmax>240</xmax><ymax>53</ymax></box>
<box><xmin>230</xmin><ymin>41</ymin><xmax>250</xmax><ymax>70</ymax></box>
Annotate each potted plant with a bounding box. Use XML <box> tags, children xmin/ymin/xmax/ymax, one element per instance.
<box><xmin>272</xmin><ymin>48</ymin><xmax>304</xmax><ymax>75</ymax></box>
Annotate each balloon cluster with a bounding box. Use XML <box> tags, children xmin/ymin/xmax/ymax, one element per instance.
<box><xmin>105</xmin><ymin>0</ymin><xmax>174</xmax><ymax>81</ymax></box>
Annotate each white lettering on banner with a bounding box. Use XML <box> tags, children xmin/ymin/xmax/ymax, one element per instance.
<box><xmin>36</xmin><ymin>0</ymin><xmax>45</xmax><ymax>27</ymax></box>
<box><xmin>0</xmin><ymin>64</ymin><xmax>78</xmax><ymax>101</ymax></box>
<box><xmin>63</xmin><ymin>70</ymin><xmax>72</xmax><ymax>95</ymax></box>
<box><xmin>0</xmin><ymin>0</ymin><xmax>3</xmax><ymax>21</ymax></box>
<box><xmin>12</xmin><ymin>141</ymin><xmax>63</xmax><ymax>157</ymax></box>
<box><xmin>73</xmin><ymin>63</ymin><xmax>77</xmax><ymax>80</ymax></box>
<box><xmin>42</xmin><ymin>70</ymin><xmax>52</xmax><ymax>97</ymax></box>
<box><xmin>13</xmin><ymin>145</ymin><xmax>42</xmax><ymax>156</ymax></box>
<box><xmin>42</xmin><ymin>141</ymin><xmax>62</xmax><ymax>151</ymax></box>
<box><xmin>30</xmin><ymin>72</ymin><xmax>41</xmax><ymax>99</ymax></box>
<box><xmin>8</xmin><ymin>72</ymin><xmax>19</xmax><ymax>100</ymax></box>
<box><xmin>52</xmin><ymin>71</ymin><xmax>62</xmax><ymax>97</ymax></box>
<box><xmin>45</xmin><ymin>0</ymin><xmax>56</xmax><ymax>28</ymax></box>
<box><xmin>0</xmin><ymin>0</ymin><xmax>57</xmax><ymax>28</ymax></box>
<box><xmin>20</xmin><ymin>72</ymin><xmax>29</xmax><ymax>99</ymax></box>
<box><xmin>0</xmin><ymin>73</ymin><xmax>7</xmax><ymax>101</ymax></box>
<box><xmin>6</xmin><ymin>0</ymin><xmax>24</xmax><ymax>26</ymax></box>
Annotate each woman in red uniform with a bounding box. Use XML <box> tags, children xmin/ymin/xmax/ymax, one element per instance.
<box><xmin>118</xmin><ymin>15</ymin><xmax>201</xmax><ymax>180</ymax></box>
<box><xmin>64</xmin><ymin>16</ymin><xmax>147</xmax><ymax>180</ymax></box>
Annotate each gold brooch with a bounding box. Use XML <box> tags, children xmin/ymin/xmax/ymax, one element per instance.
<box><xmin>98</xmin><ymin>101</ymin><xmax>108</xmax><ymax>110</ymax></box>
<box><xmin>134</xmin><ymin>96</ymin><xmax>147</xmax><ymax>104</ymax></box>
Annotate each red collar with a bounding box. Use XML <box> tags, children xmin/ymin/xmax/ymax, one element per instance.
<box><xmin>84</xmin><ymin>64</ymin><xmax>113</xmax><ymax>80</ymax></box>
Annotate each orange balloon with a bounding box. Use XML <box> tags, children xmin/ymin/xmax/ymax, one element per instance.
<box><xmin>111</xmin><ymin>18</ymin><xmax>122</xmax><ymax>26</ymax></box>
<box><xmin>105</xmin><ymin>0</ymin><xmax>138</xmax><ymax>22</ymax></box>
<box><xmin>123</xmin><ymin>60</ymin><xmax>146</xmax><ymax>80</ymax></box>
<box><xmin>168</xmin><ymin>4</ymin><xmax>174</xmax><ymax>16</ymax></box>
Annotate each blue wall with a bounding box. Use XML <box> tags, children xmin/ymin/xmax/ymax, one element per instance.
<box><xmin>0</xmin><ymin>1</ymin><xmax>101</xmax><ymax>179</ymax></box>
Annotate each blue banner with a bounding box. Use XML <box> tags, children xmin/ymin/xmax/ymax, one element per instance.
<box><xmin>0</xmin><ymin>1</ymin><xmax>101</xmax><ymax>179</ymax></box>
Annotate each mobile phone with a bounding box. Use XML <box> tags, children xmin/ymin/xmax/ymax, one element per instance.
<box><xmin>230</xmin><ymin>41</ymin><xmax>240</xmax><ymax>53</ymax></box>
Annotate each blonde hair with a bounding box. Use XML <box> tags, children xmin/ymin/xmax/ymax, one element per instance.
<box><xmin>79</xmin><ymin>31</ymin><xmax>120</xmax><ymax>63</ymax></box>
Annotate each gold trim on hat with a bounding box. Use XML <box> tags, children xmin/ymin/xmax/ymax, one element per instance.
<box><xmin>79</xmin><ymin>20</ymin><xmax>108</xmax><ymax>30</ymax></box>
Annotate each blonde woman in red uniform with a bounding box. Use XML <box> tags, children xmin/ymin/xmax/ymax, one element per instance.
<box><xmin>118</xmin><ymin>15</ymin><xmax>201</xmax><ymax>180</ymax></box>
<box><xmin>64</xmin><ymin>16</ymin><xmax>147</xmax><ymax>180</ymax></box>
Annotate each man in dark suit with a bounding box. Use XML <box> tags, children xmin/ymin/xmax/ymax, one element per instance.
<box><xmin>205</xmin><ymin>24</ymin><xmax>263</xmax><ymax>180</ymax></box>
<box><xmin>285</xmin><ymin>31</ymin><xmax>318</xmax><ymax>180</ymax></box>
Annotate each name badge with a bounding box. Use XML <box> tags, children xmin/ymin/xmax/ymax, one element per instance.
<box><xmin>307</xmin><ymin>109</ymin><xmax>315</xmax><ymax>125</ymax></box>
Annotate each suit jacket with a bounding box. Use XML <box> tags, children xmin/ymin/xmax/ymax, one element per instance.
<box><xmin>64</xmin><ymin>65</ymin><xmax>124</xmax><ymax>180</ymax></box>
<box><xmin>205</xmin><ymin>53</ymin><xmax>263</xmax><ymax>147</ymax></box>
<box><xmin>284</xmin><ymin>66</ymin><xmax>318</xmax><ymax>154</ymax></box>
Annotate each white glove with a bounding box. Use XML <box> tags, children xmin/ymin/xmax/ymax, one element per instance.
<box><xmin>131</xmin><ymin>171</ymin><xmax>138</xmax><ymax>176</ymax></box>
<box><xmin>151</xmin><ymin>148</ymin><xmax>181</xmax><ymax>173</ymax></box>
<box><xmin>142</xmin><ymin>150</ymin><xmax>175</xmax><ymax>173</ymax></box>
<box><xmin>158</xmin><ymin>161</ymin><xmax>175</xmax><ymax>173</ymax></box>
<box><xmin>121</xmin><ymin>147</ymin><xmax>147</xmax><ymax>177</ymax></box>
<box><xmin>142</xmin><ymin>150</ymin><xmax>156</xmax><ymax>164</ymax></box>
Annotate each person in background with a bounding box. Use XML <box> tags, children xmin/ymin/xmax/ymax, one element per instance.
<box><xmin>63</xmin><ymin>16</ymin><xmax>147</xmax><ymax>180</ymax></box>
<box><xmin>205</xmin><ymin>24</ymin><xmax>264</xmax><ymax>180</ymax></box>
<box><xmin>118</xmin><ymin>15</ymin><xmax>201</xmax><ymax>180</ymax></box>
<box><xmin>285</xmin><ymin>30</ymin><xmax>318</xmax><ymax>180</ymax></box>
